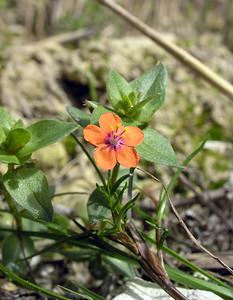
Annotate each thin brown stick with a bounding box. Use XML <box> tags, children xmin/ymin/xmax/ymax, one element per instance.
<box><xmin>137</xmin><ymin>167</ymin><xmax>233</xmax><ymax>275</ymax></box>
<box><xmin>97</xmin><ymin>0</ymin><xmax>233</xmax><ymax>101</ymax></box>
<box><xmin>17</xmin><ymin>29</ymin><xmax>93</xmax><ymax>52</ymax></box>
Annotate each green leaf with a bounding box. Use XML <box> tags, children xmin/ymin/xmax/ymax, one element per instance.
<box><xmin>0</xmin><ymin>126</ymin><xmax>7</xmax><ymax>145</ymax></box>
<box><xmin>0</xmin><ymin>150</ymin><xmax>20</xmax><ymax>164</ymax></box>
<box><xmin>59</xmin><ymin>284</ymin><xmax>106</xmax><ymax>300</ymax></box>
<box><xmin>158</xmin><ymin>229</ymin><xmax>169</xmax><ymax>249</ymax></box>
<box><xmin>87</xmin><ymin>188</ymin><xmax>111</xmax><ymax>223</ymax></box>
<box><xmin>5</xmin><ymin>128</ymin><xmax>31</xmax><ymax>154</ymax></box>
<box><xmin>130</xmin><ymin>63</ymin><xmax>167</xmax><ymax>122</ymax></box>
<box><xmin>128</xmin><ymin>95</ymin><xmax>153</xmax><ymax>117</ymax></box>
<box><xmin>12</xmin><ymin>119</ymin><xmax>24</xmax><ymax>129</ymax></box>
<box><xmin>3</xmin><ymin>166</ymin><xmax>53</xmax><ymax>221</ymax></box>
<box><xmin>2</xmin><ymin>234</ymin><xmax>34</xmax><ymax>274</ymax></box>
<box><xmin>163</xmin><ymin>245</ymin><xmax>229</xmax><ymax>288</ymax></box>
<box><xmin>0</xmin><ymin>107</ymin><xmax>14</xmax><ymax>131</ymax></box>
<box><xmin>67</xmin><ymin>106</ymin><xmax>90</xmax><ymax>127</ymax></box>
<box><xmin>47</xmin><ymin>213</ymin><xmax>69</xmax><ymax>234</ymax></box>
<box><xmin>106</xmin><ymin>70</ymin><xmax>133</xmax><ymax>111</ymax></box>
<box><xmin>103</xmin><ymin>256</ymin><xmax>136</xmax><ymax>278</ymax></box>
<box><xmin>166</xmin><ymin>266</ymin><xmax>233</xmax><ymax>300</ymax></box>
<box><xmin>116</xmin><ymin>193</ymin><xmax>140</xmax><ymax>223</ymax></box>
<box><xmin>111</xmin><ymin>174</ymin><xmax>129</xmax><ymax>194</ymax></box>
<box><xmin>90</xmin><ymin>105</ymin><xmax>112</xmax><ymax>124</ymax></box>
<box><xmin>18</xmin><ymin>120</ymin><xmax>79</xmax><ymax>157</ymax></box>
<box><xmin>60</xmin><ymin>247</ymin><xmax>94</xmax><ymax>262</ymax></box>
<box><xmin>137</xmin><ymin>128</ymin><xmax>179</xmax><ymax>167</ymax></box>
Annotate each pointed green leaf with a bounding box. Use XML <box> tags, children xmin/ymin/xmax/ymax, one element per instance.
<box><xmin>163</xmin><ymin>245</ymin><xmax>229</xmax><ymax>288</ymax></box>
<box><xmin>111</xmin><ymin>174</ymin><xmax>129</xmax><ymax>194</ymax></box>
<box><xmin>12</xmin><ymin>119</ymin><xmax>24</xmax><ymax>129</ymax></box>
<box><xmin>103</xmin><ymin>256</ymin><xmax>136</xmax><ymax>278</ymax></box>
<box><xmin>2</xmin><ymin>234</ymin><xmax>34</xmax><ymax>274</ymax></box>
<box><xmin>0</xmin><ymin>151</ymin><xmax>20</xmax><ymax>164</ymax></box>
<box><xmin>60</xmin><ymin>284</ymin><xmax>105</xmax><ymax>300</ymax></box>
<box><xmin>3</xmin><ymin>166</ymin><xmax>53</xmax><ymax>221</ymax></box>
<box><xmin>130</xmin><ymin>64</ymin><xmax>167</xmax><ymax>122</ymax></box>
<box><xmin>0</xmin><ymin>126</ymin><xmax>6</xmax><ymax>145</ymax></box>
<box><xmin>137</xmin><ymin>128</ymin><xmax>179</xmax><ymax>167</ymax></box>
<box><xmin>107</xmin><ymin>70</ymin><xmax>133</xmax><ymax>110</ymax></box>
<box><xmin>87</xmin><ymin>188</ymin><xmax>111</xmax><ymax>223</ymax></box>
<box><xmin>166</xmin><ymin>266</ymin><xmax>233</xmax><ymax>300</ymax></box>
<box><xmin>5</xmin><ymin>128</ymin><xmax>31</xmax><ymax>154</ymax></box>
<box><xmin>67</xmin><ymin>106</ymin><xmax>90</xmax><ymax>127</ymax></box>
<box><xmin>18</xmin><ymin>120</ymin><xmax>79</xmax><ymax>157</ymax></box>
<box><xmin>0</xmin><ymin>107</ymin><xmax>14</xmax><ymax>131</ymax></box>
<box><xmin>116</xmin><ymin>193</ymin><xmax>140</xmax><ymax>224</ymax></box>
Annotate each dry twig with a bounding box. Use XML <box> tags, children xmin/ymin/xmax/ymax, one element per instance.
<box><xmin>17</xmin><ymin>29</ymin><xmax>93</xmax><ymax>52</ymax></box>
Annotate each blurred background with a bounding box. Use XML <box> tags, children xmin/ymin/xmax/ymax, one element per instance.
<box><xmin>0</xmin><ymin>0</ymin><xmax>232</xmax><ymax>296</ymax></box>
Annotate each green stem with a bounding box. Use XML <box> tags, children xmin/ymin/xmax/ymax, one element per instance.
<box><xmin>127</xmin><ymin>167</ymin><xmax>134</xmax><ymax>201</ymax></box>
<box><xmin>127</xmin><ymin>167</ymin><xmax>135</xmax><ymax>218</ymax></box>
<box><xmin>71</xmin><ymin>133</ymin><xmax>107</xmax><ymax>189</ymax></box>
<box><xmin>52</xmin><ymin>191</ymin><xmax>88</xmax><ymax>198</ymax></box>
<box><xmin>4</xmin><ymin>190</ymin><xmax>22</xmax><ymax>231</ymax></box>
<box><xmin>3</xmin><ymin>164</ymin><xmax>22</xmax><ymax>231</ymax></box>
<box><xmin>2</xmin><ymin>175</ymin><xmax>35</xmax><ymax>279</ymax></box>
<box><xmin>110</xmin><ymin>163</ymin><xmax>120</xmax><ymax>188</ymax></box>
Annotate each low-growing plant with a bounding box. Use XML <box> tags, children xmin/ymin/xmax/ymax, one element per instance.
<box><xmin>0</xmin><ymin>64</ymin><xmax>232</xmax><ymax>300</ymax></box>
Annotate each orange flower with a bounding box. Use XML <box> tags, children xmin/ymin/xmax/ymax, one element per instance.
<box><xmin>84</xmin><ymin>112</ymin><xmax>144</xmax><ymax>170</ymax></box>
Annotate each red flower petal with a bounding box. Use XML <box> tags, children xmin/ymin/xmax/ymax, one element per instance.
<box><xmin>94</xmin><ymin>145</ymin><xmax>117</xmax><ymax>170</ymax></box>
<box><xmin>124</xmin><ymin>126</ymin><xmax>144</xmax><ymax>146</ymax></box>
<box><xmin>116</xmin><ymin>146</ymin><xmax>140</xmax><ymax>168</ymax></box>
<box><xmin>83</xmin><ymin>125</ymin><xmax>106</xmax><ymax>146</ymax></box>
<box><xmin>99</xmin><ymin>112</ymin><xmax>123</xmax><ymax>132</ymax></box>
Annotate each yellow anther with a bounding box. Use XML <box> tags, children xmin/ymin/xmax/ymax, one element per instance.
<box><xmin>110</xmin><ymin>126</ymin><xmax>114</xmax><ymax>131</ymax></box>
<box><xmin>122</xmin><ymin>134</ymin><xmax>126</xmax><ymax>139</ymax></box>
<box><xmin>116</xmin><ymin>123</ymin><xmax>120</xmax><ymax>128</ymax></box>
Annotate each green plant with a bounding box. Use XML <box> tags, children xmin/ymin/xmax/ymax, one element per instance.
<box><xmin>0</xmin><ymin>65</ymin><xmax>232</xmax><ymax>300</ymax></box>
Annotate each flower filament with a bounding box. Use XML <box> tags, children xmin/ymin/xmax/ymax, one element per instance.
<box><xmin>106</xmin><ymin>126</ymin><xmax>126</xmax><ymax>150</ymax></box>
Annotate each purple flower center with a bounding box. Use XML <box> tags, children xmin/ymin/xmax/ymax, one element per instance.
<box><xmin>105</xmin><ymin>129</ymin><xmax>125</xmax><ymax>150</ymax></box>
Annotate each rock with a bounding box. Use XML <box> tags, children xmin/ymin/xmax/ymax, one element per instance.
<box><xmin>113</xmin><ymin>278</ymin><xmax>223</xmax><ymax>300</ymax></box>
